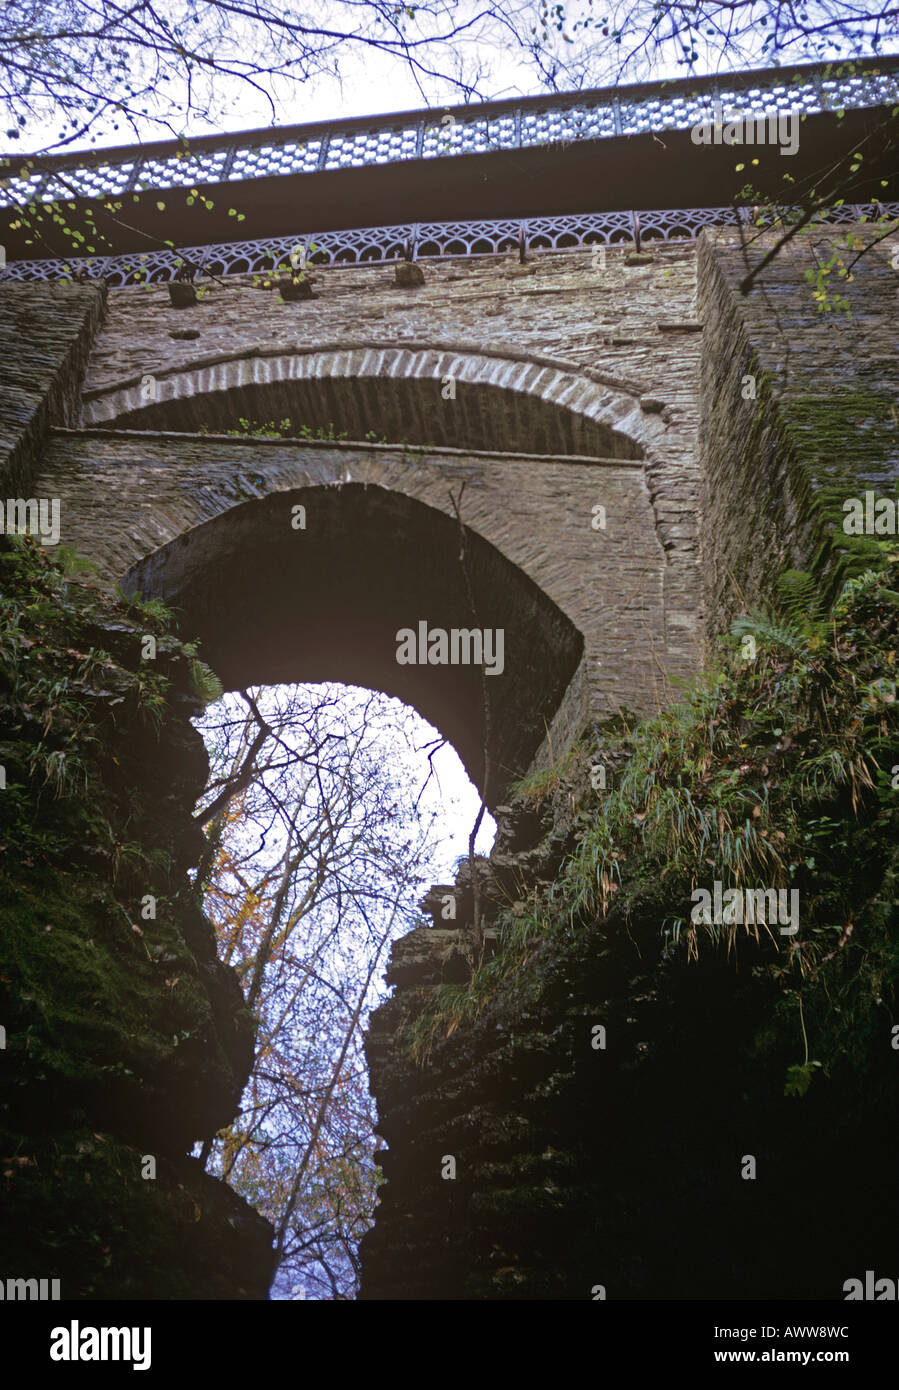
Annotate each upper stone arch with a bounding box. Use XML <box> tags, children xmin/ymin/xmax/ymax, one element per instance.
<box><xmin>80</xmin><ymin>344</ymin><xmax>653</xmax><ymax>458</ymax></box>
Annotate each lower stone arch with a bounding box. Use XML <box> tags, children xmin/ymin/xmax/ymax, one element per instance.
<box><xmin>81</xmin><ymin>345</ymin><xmax>655</xmax><ymax>459</ymax></box>
<box><xmin>123</xmin><ymin>482</ymin><xmax>586</xmax><ymax>804</ymax></box>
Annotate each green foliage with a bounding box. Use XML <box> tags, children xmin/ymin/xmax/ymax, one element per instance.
<box><xmin>730</xmin><ymin>158</ymin><xmax>898</xmax><ymax>317</ymax></box>
<box><xmin>509</xmin><ymin>739</ymin><xmax>589</xmax><ymax>809</ymax></box>
<box><xmin>296</xmin><ymin>422</ymin><xmax>349</xmax><ymax>442</ymax></box>
<box><xmin>510</xmin><ymin>766</ymin><xmax>561</xmax><ymax>809</ymax></box>
<box><xmin>27</xmin><ymin>743</ymin><xmax>90</xmax><ymax>797</ymax></box>
<box><xmin>220</xmin><ymin>416</ymin><xmax>294</xmax><ymax>438</ymax></box>
<box><xmin>0</xmin><ymin>534</ymin><xmax>235</xmax><ymax>1161</ymax></box>
<box><xmin>133</xmin><ymin>667</ymin><xmax>170</xmax><ymax>729</ymax></box>
<box><xmin>406</xmin><ymin>557</ymin><xmax>899</xmax><ymax>1108</ymax></box>
<box><xmin>196</xmin><ymin>417</ymin><xmax>354</xmax><ymax>442</ymax></box>
<box><xmin>730</xmin><ymin>608</ymin><xmax>815</xmax><ymax>659</ymax></box>
<box><xmin>113</xmin><ymin>583</ymin><xmax>176</xmax><ymax>630</ymax></box>
<box><xmin>784</xmin><ymin>1059</ymin><xmax>822</xmax><ymax>1097</ymax></box>
<box><xmin>189</xmin><ymin>659</ymin><xmax>224</xmax><ymax>708</ymax></box>
<box><xmin>775</xmin><ymin>568</ymin><xmax>822</xmax><ymax>624</ymax></box>
<box><xmin>2</xmin><ymin>152</ymin><xmax>246</xmax><ymax>289</ymax></box>
<box><xmin>802</xmin><ymin>237</ymin><xmax>856</xmax><ymax>318</ymax></box>
<box><xmin>835</xmin><ymin>567</ymin><xmax>893</xmax><ymax>613</ymax></box>
<box><xmin>55</xmin><ymin>543</ymin><xmax>102</xmax><ymax>578</ymax></box>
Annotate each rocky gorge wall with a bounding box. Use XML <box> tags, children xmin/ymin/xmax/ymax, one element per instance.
<box><xmin>360</xmin><ymin>573</ymin><xmax>899</xmax><ymax>1300</ymax></box>
<box><xmin>0</xmin><ymin>538</ymin><xmax>275</xmax><ymax>1297</ymax></box>
<box><xmin>0</xmin><ymin>282</ymin><xmax>274</xmax><ymax>1297</ymax></box>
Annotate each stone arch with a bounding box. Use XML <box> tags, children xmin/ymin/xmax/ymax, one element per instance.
<box><xmin>80</xmin><ymin>345</ymin><xmax>655</xmax><ymax>458</ymax></box>
<box><xmin>122</xmin><ymin>483</ymin><xmax>585</xmax><ymax>804</ymax></box>
<box><xmin>38</xmin><ymin>331</ymin><xmax>697</xmax><ymax>774</ymax></box>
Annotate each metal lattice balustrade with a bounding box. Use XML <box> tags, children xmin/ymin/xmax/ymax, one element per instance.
<box><xmin>0</xmin><ymin>204</ymin><xmax>896</xmax><ymax>287</ymax></box>
<box><xmin>0</xmin><ymin>57</ymin><xmax>897</xmax><ymax>212</ymax></box>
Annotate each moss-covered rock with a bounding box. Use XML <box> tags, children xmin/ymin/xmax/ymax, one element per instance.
<box><xmin>0</xmin><ymin>535</ymin><xmax>274</xmax><ymax>1297</ymax></box>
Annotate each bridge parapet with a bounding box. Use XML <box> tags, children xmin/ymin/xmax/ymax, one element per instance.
<box><xmin>2</xmin><ymin>57</ymin><xmax>896</xmax><ymax>210</ymax></box>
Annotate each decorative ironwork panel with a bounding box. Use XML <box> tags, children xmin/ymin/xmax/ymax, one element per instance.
<box><xmin>1</xmin><ymin>204</ymin><xmax>895</xmax><ymax>286</ymax></box>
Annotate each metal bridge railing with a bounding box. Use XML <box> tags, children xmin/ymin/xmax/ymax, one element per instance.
<box><xmin>1</xmin><ymin>203</ymin><xmax>895</xmax><ymax>287</ymax></box>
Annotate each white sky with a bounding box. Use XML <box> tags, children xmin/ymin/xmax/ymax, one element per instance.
<box><xmin>13</xmin><ymin>1</ymin><xmax>897</xmax><ymax>156</ymax></box>
<box><xmin>380</xmin><ymin>713</ymin><xmax>498</xmax><ymax>871</ymax></box>
<box><xmin>424</xmin><ymin>725</ymin><xmax>498</xmax><ymax>868</ymax></box>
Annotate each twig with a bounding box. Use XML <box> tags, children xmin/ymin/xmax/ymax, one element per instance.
<box><xmin>447</xmin><ymin>481</ymin><xmax>492</xmax><ymax>957</ymax></box>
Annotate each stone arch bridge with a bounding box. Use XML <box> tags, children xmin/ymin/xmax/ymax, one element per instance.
<box><xmin>1</xmin><ymin>60</ymin><xmax>897</xmax><ymax>1306</ymax></box>
<box><xmin>4</xmin><ymin>56</ymin><xmax>897</xmax><ymax>803</ymax></box>
<box><xmin>4</xmin><ymin>217</ymin><xmax>895</xmax><ymax>802</ymax></box>
<box><xmin>6</xmin><ymin>239</ymin><xmax>711</xmax><ymax>802</ymax></box>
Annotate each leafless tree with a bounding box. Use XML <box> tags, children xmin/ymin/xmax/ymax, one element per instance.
<box><xmin>526</xmin><ymin>0</ymin><xmax>899</xmax><ymax>90</ymax></box>
<box><xmin>0</xmin><ymin>0</ymin><xmax>559</xmax><ymax>154</ymax></box>
<box><xmin>194</xmin><ymin>682</ymin><xmax>452</xmax><ymax>1299</ymax></box>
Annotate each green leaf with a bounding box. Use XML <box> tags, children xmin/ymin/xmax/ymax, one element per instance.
<box><xmin>189</xmin><ymin>660</ymin><xmax>224</xmax><ymax>708</ymax></box>
<box><xmin>784</xmin><ymin>1061</ymin><xmax>821</xmax><ymax>1099</ymax></box>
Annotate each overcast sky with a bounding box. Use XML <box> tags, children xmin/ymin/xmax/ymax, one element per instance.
<box><xmin>13</xmin><ymin>0</ymin><xmax>897</xmax><ymax>157</ymax></box>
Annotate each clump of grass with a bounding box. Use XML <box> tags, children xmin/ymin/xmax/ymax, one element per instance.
<box><xmin>509</xmin><ymin>739</ymin><xmax>589</xmax><ymax>810</ymax></box>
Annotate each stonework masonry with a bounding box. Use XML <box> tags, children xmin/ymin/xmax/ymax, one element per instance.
<box><xmin>35</xmin><ymin>240</ymin><xmax>708</xmax><ymax>795</ymax></box>
<box><xmin>698</xmin><ymin>229</ymin><xmax>899</xmax><ymax>630</ymax></box>
<box><xmin>35</xmin><ymin>430</ymin><xmax>668</xmax><ymax>789</ymax></box>
<box><xmin>0</xmin><ymin>281</ymin><xmax>103</xmax><ymax>496</ymax></box>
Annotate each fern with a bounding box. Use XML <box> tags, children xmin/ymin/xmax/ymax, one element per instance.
<box><xmin>835</xmin><ymin>567</ymin><xmax>896</xmax><ymax>614</ymax></box>
<box><xmin>189</xmin><ymin>660</ymin><xmax>224</xmax><ymax>708</ymax></box>
<box><xmin>776</xmin><ymin>568</ymin><xmax>822</xmax><ymax>624</ymax></box>
<box><xmin>56</xmin><ymin>544</ymin><xmax>101</xmax><ymax>578</ymax></box>
<box><xmin>730</xmin><ymin>608</ymin><xmax>812</xmax><ymax>659</ymax></box>
<box><xmin>113</xmin><ymin>583</ymin><xmax>175</xmax><ymax>629</ymax></box>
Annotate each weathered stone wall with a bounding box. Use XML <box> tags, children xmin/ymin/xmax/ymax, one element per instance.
<box><xmin>80</xmin><ymin>244</ymin><xmax>699</xmax><ymax>415</ymax></box>
<box><xmin>0</xmin><ymin>281</ymin><xmax>104</xmax><ymax>494</ymax></box>
<box><xmin>697</xmin><ymin>226</ymin><xmax>899</xmax><ymax>631</ymax></box>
